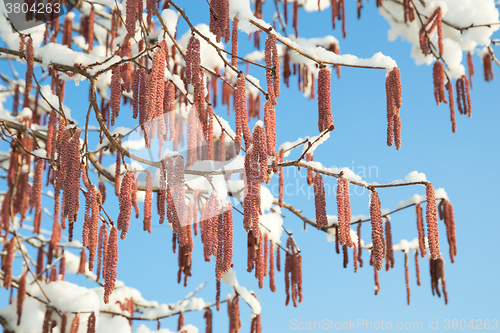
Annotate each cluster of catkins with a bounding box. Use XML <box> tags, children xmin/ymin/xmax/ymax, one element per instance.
<box><xmin>416</xmin><ymin>6</ymin><xmax>474</xmax><ymax>133</ymax></box>
<box><xmin>311</xmin><ymin>173</ymin><xmax>455</xmax><ymax>304</ymax></box>
<box><xmin>40</xmin><ymin>311</ymin><xmax>96</xmax><ymax>333</ymax></box>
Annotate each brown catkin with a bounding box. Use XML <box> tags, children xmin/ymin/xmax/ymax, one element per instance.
<box><xmin>144</xmin><ymin>171</ymin><xmax>153</xmax><ymax>233</ymax></box>
<box><xmin>279</xmin><ymin>150</ymin><xmax>284</xmax><ymax>207</ymax></box>
<box><xmin>69</xmin><ymin>314</ymin><xmax>79</xmax><ymax>333</ymax></box>
<box><xmin>374</xmin><ymin>266</ymin><xmax>380</xmax><ymax>295</ymax></box>
<box><xmin>87</xmin><ymin>312</ymin><xmax>96</xmax><ymax>333</ymax></box>
<box><xmin>370</xmin><ymin>190</ymin><xmax>385</xmax><ymax>271</ymax></box>
<box><xmin>415</xmin><ymin>249</ymin><xmax>421</xmax><ymax>286</ymax></box>
<box><xmin>117</xmin><ymin>172</ymin><xmax>134</xmax><ymax>240</ymax></box>
<box><xmin>32</xmin><ymin>159</ymin><xmax>44</xmax><ymax>215</ymax></box>
<box><xmin>483</xmin><ymin>53</ymin><xmax>494</xmax><ymax>82</ymax></box>
<box><xmin>204</xmin><ymin>308</ymin><xmax>212</xmax><ymax>333</ymax></box>
<box><xmin>269</xmin><ymin>240</ymin><xmax>276</xmax><ymax>292</ymax></box>
<box><xmin>87</xmin><ymin>6</ymin><xmax>95</xmax><ymax>51</ymax></box>
<box><xmin>97</xmin><ymin>224</ymin><xmax>107</xmax><ymax>282</ymax></box>
<box><xmin>314</xmin><ymin>174</ymin><xmax>328</xmax><ymax>230</ymax></box>
<box><xmin>425</xmin><ymin>183</ymin><xmax>440</xmax><ymax>260</ymax></box>
<box><xmin>445</xmin><ymin>81</ymin><xmax>456</xmax><ymax>133</ymax></box>
<box><xmin>78</xmin><ymin>249</ymin><xmax>87</xmax><ymax>274</ymax></box>
<box><xmin>385</xmin><ymin>219</ymin><xmax>394</xmax><ymax>271</ymax></box>
<box><xmin>357</xmin><ymin>223</ymin><xmax>363</xmax><ymax>267</ymax></box>
<box><xmin>177</xmin><ymin>312</ymin><xmax>184</xmax><ymax>331</ymax></box>
<box><xmin>342</xmin><ymin>245</ymin><xmax>348</xmax><ymax>268</ymax></box>
<box><xmin>104</xmin><ymin>227</ymin><xmax>118</xmax><ymax>304</ymax></box>
<box><xmin>404</xmin><ymin>251</ymin><xmax>410</xmax><ymax>305</ymax></box>
<box><xmin>433</xmin><ymin>61</ymin><xmax>446</xmax><ymax>105</ymax></box>
<box><xmin>110</xmin><ymin>68</ymin><xmax>122</xmax><ymax>126</ymax></box>
<box><xmin>306</xmin><ymin>154</ymin><xmax>314</xmax><ymax>186</ymax></box>
<box><xmin>16</xmin><ymin>271</ymin><xmax>27</xmax><ymax>325</ymax></box>
<box><xmin>231</xmin><ymin>18</ymin><xmax>239</xmax><ymax>68</ymax></box>
<box><xmin>3</xmin><ymin>238</ymin><xmax>16</xmax><ymax>289</ymax></box>
<box><xmin>25</xmin><ymin>37</ymin><xmax>34</xmax><ymax>93</ymax></box>
<box><xmin>416</xmin><ymin>203</ymin><xmax>426</xmax><ymax>257</ymax></box>
<box><xmin>468</xmin><ymin>52</ymin><xmax>474</xmax><ymax>88</ymax></box>
<box><xmin>317</xmin><ymin>67</ymin><xmax>333</xmax><ymax>132</ymax></box>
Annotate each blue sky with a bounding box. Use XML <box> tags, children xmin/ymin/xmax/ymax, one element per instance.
<box><xmin>2</xmin><ymin>0</ymin><xmax>500</xmax><ymax>332</ymax></box>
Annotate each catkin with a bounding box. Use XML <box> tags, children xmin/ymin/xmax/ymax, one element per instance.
<box><xmin>385</xmin><ymin>219</ymin><xmax>394</xmax><ymax>271</ymax></box>
<box><xmin>317</xmin><ymin>67</ymin><xmax>333</xmax><ymax>132</ymax></box>
<box><xmin>426</xmin><ymin>183</ymin><xmax>440</xmax><ymax>259</ymax></box>
<box><xmin>370</xmin><ymin>190</ymin><xmax>385</xmax><ymax>271</ymax></box>
<box><xmin>445</xmin><ymin>81</ymin><xmax>456</xmax><ymax>133</ymax></box>
<box><xmin>143</xmin><ymin>171</ymin><xmax>153</xmax><ymax>233</ymax></box>
<box><xmin>32</xmin><ymin>159</ymin><xmax>43</xmax><ymax>215</ymax></box>
<box><xmin>104</xmin><ymin>227</ymin><xmax>118</xmax><ymax>304</ymax></box>
<box><xmin>483</xmin><ymin>53</ymin><xmax>494</xmax><ymax>82</ymax></box>
<box><xmin>117</xmin><ymin>172</ymin><xmax>134</xmax><ymax>240</ymax></box>
<box><xmin>314</xmin><ymin>174</ymin><xmax>328</xmax><ymax>230</ymax></box>
<box><xmin>17</xmin><ymin>271</ymin><xmax>27</xmax><ymax>325</ymax></box>
<box><xmin>25</xmin><ymin>37</ymin><xmax>34</xmax><ymax>93</ymax></box>
<box><xmin>433</xmin><ymin>61</ymin><xmax>446</xmax><ymax>105</ymax></box>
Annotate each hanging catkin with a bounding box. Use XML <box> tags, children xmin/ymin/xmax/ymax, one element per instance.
<box><xmin>231</xmin><ymin>18</ymin><xmax>239</xmax><ymax>68</ymax></box>
<box><xmin>143</xmin><ymin>171</ymin><xmax>153</xmax><ymax>233</ymax></box>
<box><xmin>404</xmin><ymin>251</ymin><xmax>410</xmax><ymax>305</ymax></box>
<box><xmin>25</xmin><ymin>37</ymin><xmax>34</xmax><ymax>93</ymax></box>
<box><xmin>483</xmin><ymin>53</ymin><xmax>494</xmax><ymax>82</ymax></box>
<box><xmin>97</xmin><ymin>223</ymin><xmax>108</xmax><ymax>281</ymax></box>
<box><xmin>385</xmin><ymin>67</ymin><xmax>403</xmax><ymax>150</ymax></box>
<box><xmin>16</xmin><ymin>270</ymin><xmax>27</xmax><ymax>325</ymax></box>
<box><xmin>415</xmin><ymin>203</ymin><xmax>426</xmax><ymax>257</ymax></box>
<box><xmin>32</xmin><ymin>159</ymin><xmax>43</xmax><ymax>215</ymax></box>
<box><xmin>313</xmin><ymin>174</ymin><xmax>328</xmax><ymax>230</ymax></box>
<box><xmin>337</xmin><ymin>178</ymin><xmax>353</xmax><ymax>247</ymax></box>
<box><xmin>110</xmin><ymin>68</ymin><xmax>121</xmax><ymax>126</ymax></box>
<box><xmin>117</xmin><ymin>172</ymin><xmax>134</xmax><ymax>240</ymax></box>
<box><xmin>317</xmin><ymin>67</ymin><xmax>333</xmax><ymax>132</ymax></box>
<box><xmin>433</xmin><ymin>61</ymin><xmax>446</xmax><ymax>105</ymax></box>
<box><xmin>445</xmin><ymin>81</ymin><xmax>456</xmax><ymax>133</ymax></box>
<box><xmin>104</xmin><ymin>227</ymin><xmax>118</xmax><ymax>304</ymax></box>
<box><xmin>370</xmin><ymin>190</ymin><xmax>385</xmax><ymax>271</ymax></box>
<box><xmin>425</xmin><ymin>182</ymin><xmax>440</xmax><ymax>260</ymax></box>
<box><xmin>385</xmin><ymin>218</ymin><xmax>395</xmax><ymax>271</ymax></box>
<box><xmin>2</xmin><ymin>238</ymin><xmax>15</xmax><ymax>288</ymax></box>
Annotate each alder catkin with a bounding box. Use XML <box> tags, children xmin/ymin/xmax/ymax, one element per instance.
<box><xmin>370</xmin><ymin>190</ymin><xmax>385</xmax><ymax>271</ymax></box>
<box><xmin>384</xmin><ymin>219</ymin><xmax>394</xmax><ymax>271</ymax></box>
<box><xmin>87</xmin><ymin>312</ymin><xmax>96</xmax><ymax>333</ymax></box>
<box><xmin>3</xmin><ymin>238</ymin><xmax>16</xmax><ymax>289</ymax></box>
<box><xmin>104</xmin><ymin>227</ymin><xmax>118</xmax><ymax>304</ymax></box>
<box><xmin>231</xmin><ymin>18</ymin><xmax>239</xmax><ymax>68</ymax></box>
<box><xmin>204</xmin><ymin>308</ymin><xmax>212</xmax><ymax>333</ymax></box>
<box><xmin>483</xmin><ymin>53</ymin><xmax>494</xmax><ymax>82</ymax></box>
<box><xmin>16</xmin><ymin>271</ymin><xmax>27</xmax><ymax>325</ymax></box>
<box><xmin>425</xmin><ymin>182</ymin><xmax>440</xmax><ymax>260</ymax></box>
<box><xmin>467</xmin><ymin>52</ymin><xmax>474</xmax><ymax>88</ymax></box>
<box><xmin>32</xmin><ymin>159</ymin><xmax>44</xmax><ymax>215</ymax></box>
<box><xmin>97</xmin><ymin>224</ymin><xmax>108</xmax><ymax>281</ymax></box>
<box><xmin>317</xmin><ymin>67</ymin><xmax>333</xmax><ymax>132</ymax></box>
<box><xmin>144</xmin><ymin>171</ymin><xmax>153</xmax><ymax>233</ymax></box>
<box><xmin>117</xmin><ymin>172</ymin><xmax>134</xmax><ymax>240</ymax></box>
<box><xmin>357</xmin><ymin>223</ymin><xmax>363</xmax><ymax>267</ymax></box>
<box><xmin>69</xmin><ymin>314</ymin><xmax>79</xmax><ymax>333</ymax></box>
<box><xmin>25</xmin><ymin>37</ymin><xmax>34</xmax><ymax>93</ymax></box>
<box><xmin>415</xmin><ymin>203</ymin><xmax>426</xmax><ymax>257</ymax></box>
<box><xmin>445</xmin><ymin>81</ymin><xmax>456</xmax><ymax>133</ymax></box>
<box><xmin>313</xmin><ymin>174</ymin><xmax>328</xmax><ymax>230</ymax></box>
<box><xmin>78</xmin><ymin>249</ymin><xmax>87</xmax><ymax>274</ymax></box>
<box><xmin>433</xmin><ymin>61</ymin><xmax>446</xmax><ymax>105</ymax></box>
<box><xmin>110</xmin><ymin>68</ymin><xmax>122</xmax><ymax>126</ymax></box>
<box><xmin>404</xmin><ymin>251</ymin><xmax>410</xmax><ymax>305</ymax></box>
